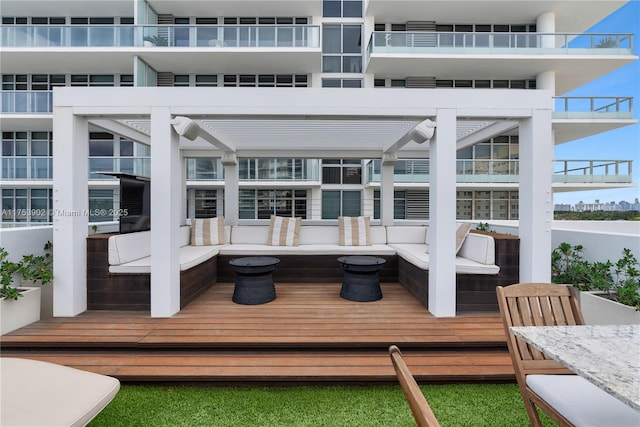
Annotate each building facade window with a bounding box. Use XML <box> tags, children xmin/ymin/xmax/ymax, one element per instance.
<box><xmin>2</xmin><ymin>131</ymin><xmax>52</xmax><ymax>179</ymax></box>
<box><xmin>239</xmin><ymin>158</ymin><xmax>317</xmax><ymax>181</ymax></box>
<box><xmin>186</xmin><ymin>158</ymin><xmax>223</xmax><ymax>180</ymax></box>
<box><xmin>323</xmin><ymin>0</ymin><xmax>363</xmax><ymax>18</ymax></box>
<box><xmin>239</xmin><ymin>189</ymin><xmax>307</xmax><ymax>219</ymax></box>
<box><xmin>2</xmin><ymin>188</ymin><xmax>53</xmax><ymax>223</ymax></box>
<box><xmin>322</xmin><ymin>190</ymin><xmax>361</xmax><ymax>219</ymax></box>
<box><xmin>89</xmin><ymin>189</ymin><xmax>114</xmax><ymax>222</ymax></box>
<box><xmin>322</xmin><ymin>24</ymin><xmax>362</xmax><ymax>73</ymax></box>
<box><xmin>322</xmin><ymin>159</ymin><xmax>362</xmax><ymax>184</ymax></box>
<box><xmin>373</xmin><ymin>190</ymin><xmax>407</xmax><ymax>219</ymax></box>
<box><xmin>194</xmin><ymin>189</ymin><xmax>219</xmax><ymax>218</ymax></box>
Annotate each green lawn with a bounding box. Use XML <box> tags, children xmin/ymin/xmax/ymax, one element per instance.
<box><xmin>90</xmin><ymin>384</ymin><xmax>556</xmax><ymax>426</ymax></box>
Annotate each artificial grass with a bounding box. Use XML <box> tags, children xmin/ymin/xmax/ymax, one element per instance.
<box><xmin>89</xmin><ymin>384</ymin><xmax>557</xmax><ymax>426</ymax></box>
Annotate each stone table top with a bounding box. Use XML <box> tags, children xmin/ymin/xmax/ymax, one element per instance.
<box><xmin>511</xmin><ymin>324</ymin><xmax>640</xmax><ymax>411</ymax></box>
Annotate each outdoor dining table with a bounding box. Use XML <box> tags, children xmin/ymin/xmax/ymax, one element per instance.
<box><xmin>510</xmin><ymin>324</ymin><xmax>640</xmax><ymax>411</ymax></box>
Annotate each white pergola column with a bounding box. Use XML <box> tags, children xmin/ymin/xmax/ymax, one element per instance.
<box><xmin>223</xmin><ymin>155</ymin><xmax>239</xmax><ymax>225</ymax></box>
<box><xmin>380</xmin><ymin>154</ymin><xmax>397</xmax><ymax>225</ymax></box>
<box><xmin>428</xmin><ymin>109</ymin><xmax>457</xmax><ymax>317</ymax></box>
<box><xmin>150</xmin><ymin>107</ymin><xmax>181</xmax><ymax>317</ymax></box>
<box><xmin>52</xmin><ymin>107</ymin><xmax>88</xmax><ymax>316</ymax></box>
<box><xmin>519</xmin><ymin>109</ymin><xmax>553</xmax><ymax>282</ymax></box>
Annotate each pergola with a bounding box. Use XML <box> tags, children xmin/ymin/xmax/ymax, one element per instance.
<box><xmin>52</xmin><ymin>87</ymin><xmax>553</xmax><ymax>318</ymax></box>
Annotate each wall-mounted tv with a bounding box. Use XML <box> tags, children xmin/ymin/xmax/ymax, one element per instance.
<box><xmin>100</xmin><ymin>173</ymin><xmax>150</xmax><ymax>234</ymax></box>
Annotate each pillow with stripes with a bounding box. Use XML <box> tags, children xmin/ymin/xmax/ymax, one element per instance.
<box><xmin>339</xmin><ymin>216</ymin><xmax>371</xmax><ymax>246</ymax></box>
<box><xmin>267</xmin><ymin>215</ymin><xmax>301</xmax><ymax>246</ymax></box>
<box><xmin>191</xmin><ymin>217</ymin><xmax>226</xmax><ymax>246</ymax></box>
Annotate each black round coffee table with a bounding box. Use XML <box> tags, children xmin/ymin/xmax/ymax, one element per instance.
<box><xmin>229</xmin><ymin>257</ymin><xmax>280</xmax><ymax>305</ymax></box>
<box><xmin>337</xmin><ymin>256</ymin><xmax>386</xmax><ymax>302</ymax></box>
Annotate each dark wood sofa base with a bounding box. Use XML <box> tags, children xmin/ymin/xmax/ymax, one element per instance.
<box><xmin>86</xmin><ymin>235</ymin><xmax>217</xmax><ymax>311</ymax></box>
<box><xmin>87</xmin><ymin>232</ymin><xmax>518</xmax><ymax>313</ymax></box>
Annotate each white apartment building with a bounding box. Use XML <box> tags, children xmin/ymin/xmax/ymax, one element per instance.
<box><xmin>1</xmin><ymin>0</ymin><xmax>636</xmax><ymax>227</ymax></box>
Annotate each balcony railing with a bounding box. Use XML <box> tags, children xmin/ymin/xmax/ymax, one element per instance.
<box><xmin>553</xmin><ymin>160</ymin><xmax>633</xmax><ymax>184</ymax></box>
<box><xmin>1</xmin><ymin>91</ymin><xmax>52</xmax><ymax>113</ymax></box>
<box><xmin>554</xmin><ymin>97</ymin><xmax>633</xmax><ymax>119</ymax></box>
<box><xmin>89</xmin><ymin>157</ymin><xmax>151</xmax><ymax>179</ymax></box>
<box><xmin>0</xmin><ymin>25</ymin><xmax>320</xmax><ymax>48</ymax></box>
<box><xmin>368</xmin><ymin>32</ymin><xmax>633</xmax><ymax>55</ymax></box>
<box><xmin>1</xmin><ymin>156</ymin><xmax>53</xmax><ymax>179</ymax></box>
<box><xmin>366</xmin><ymin>159</ymin><xmax>633</xmax><ymax>184</ymax></box>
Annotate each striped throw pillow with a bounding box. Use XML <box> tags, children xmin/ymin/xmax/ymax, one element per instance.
<box><xmin>339</xmin><ymin>216</ymin><xmax>371</xmax><ymax>246</ymax></box>
<box><xmin>455</xmin><ymin>223</ymin><xmax>471</xmax><ymax>253</ymax></box>
<box><xmin>267</xmin><ymin>215</ymin><xmax>301</xmax><ymax>246</ymax></box>
<box><xmin>191</xmin><ymin>217</ymin><xmax>226</xmax><ymax>246</ymax></box>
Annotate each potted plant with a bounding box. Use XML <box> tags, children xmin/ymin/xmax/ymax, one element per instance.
<box><xmin>552</xmin><ymin>243</ymin><xmax>640</xmax><ymax>324</ymax></box>
<box><xmin>0</xmin><ymin>242</ymin><xmax>53</xmax><ymax>335</ymax></box>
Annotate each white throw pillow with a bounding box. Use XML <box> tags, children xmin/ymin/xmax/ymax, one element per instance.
<box><xmin>267</xmin><ymin>215</ymin><xmax>301</xmax><ymax>246</ymax></box>
<box><xmin>191</xmin><ymin>217</ymin><xmax>226</xmax><ymax>246</ymax></box>
<box><xmin>339</xmin><ymin>216</ymin><xmax>371</xmax><ymax>246</ymax></box>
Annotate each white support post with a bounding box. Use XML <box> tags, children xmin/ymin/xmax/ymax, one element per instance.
<box><xmin>428</xmin><ymin>109</ymin><xmax>457</xmax><ymax>317</ymax></box>
<box><xmin>519</xmin><ymin>108</ymin><xmax>553</xmax><ymax>282</ymax></box>
<box><xmin>150</xmin><ymin>107</ymin><xmax>181</xmax><ymax>317</ymax></box>
<box><xmin>537</xmin><ymin>12</ymin><xmax>556</xmax><ymax>49</ymax></box>
<box><xmin>52</xmin><ymin>107</ymin><xmax>88</xmax><ymax>317</ymax></box>
<box><xmin>380</xmin><ymin>154</ymin><xmax>397</xmax><ymax>226</ymax></box>
<box><xmin>223</xmin><ymin>154</ymin><xmax>239</xmax><ymax>225</ymax></box>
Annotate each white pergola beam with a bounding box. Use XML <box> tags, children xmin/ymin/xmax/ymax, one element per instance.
<box><xmin>195</xmin><ymin>120</ymin><xmax>236</xmax><ymax>152</ymax></box>
<box><xmin>456</xmin><ymin>120</ymin><xmax>518</xmax><ymax>151</ymax></box>
<box><xmin>89</xmin><ymin>119</ymin><xmax>151</xmax><ymax>146</ymax></box>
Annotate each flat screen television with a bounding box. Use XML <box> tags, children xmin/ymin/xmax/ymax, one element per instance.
<box><xmin>101</xmin><ymin>173</ymin><xmax>151</xmax><ymax>234</ymax></box>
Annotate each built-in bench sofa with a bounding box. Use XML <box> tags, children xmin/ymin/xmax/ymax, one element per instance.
<box><xmin>86</xmin><ymin>223</ymin><xmax>519</xmax><ymax>312</ymax></box>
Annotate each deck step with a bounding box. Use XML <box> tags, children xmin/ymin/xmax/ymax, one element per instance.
<box><xmin>0</xmin><ymin>349</ymin><xmax>513</xmax><ymax>384</ymax></box>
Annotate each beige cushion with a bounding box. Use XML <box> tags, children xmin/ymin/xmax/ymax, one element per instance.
<box><xmin>191</xmin><ymin>217</ymin><xmax>226</xmax><ymax>246</ymax></box>
<box><xmin>338</xmin><ymin>216</ymin><xmax>371</xmax><ymax>246</ymax></box>
<box><xmin>267</xmin><ymin>215</ymin><xmax>301</xmax><ymax>246</ymax></box>
<box><xmin>455</xmin><ymin>223</ymin><xmax>471</xmax><ymax>253</ymax></box>
<box><xmin>1</xmin><ymin>358</ymin><xmax>120</xmax><ymax>427</ymax></box>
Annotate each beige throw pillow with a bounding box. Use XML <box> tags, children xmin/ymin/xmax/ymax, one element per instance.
<box><xmin>338</xmin><ymin>216</ymin><xmax>371</xmax><ymax>246</ymax></box>
<box><xmin>455</xmin><ymin>223</ymin><xmax>471</xmax><ymax>253</ymax></box>
<box><xmin>267</xmin><ymin>215</ymin><xmax>301</xmax><ymax>246</ymax></box>
<box><xmin>191</xmin><ymin>217</ymin><xmax>225</xmax><ymax>246</ymax></box>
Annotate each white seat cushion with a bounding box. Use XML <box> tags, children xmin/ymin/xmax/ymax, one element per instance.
<box><xmin>389</xmin><ymin>244</ymin><xmax>499</xmax><ymax>275</ymax></box>
<box><xmin>386</xmin><ymin>226</ymin><xmax>427</xmax><ymax>244</ymax></box>
<box><xmin>108</xmin><ymin>230</ymin><xmax>150</xmax><ymax>265</ymax></box>
<box><xmin>1</xmin><ymin>358</ymin><xmax>120</xmax><ymax>427</ymax></box>
<box><xmin>109</xmin><ymin>246</ymin><xmax>220</xmax><ymax>273</ymax></box>
<box><xmin>527</xmin><ymin>375</ymin><xmax>640</xmax><ymax>427</ymax></box>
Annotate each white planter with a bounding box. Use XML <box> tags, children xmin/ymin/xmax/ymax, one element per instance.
<box><xmin>1</xmin><ymin>287</ymin><xmax>41</xmax><ymax>335</ymax></box>
<box><xmin>580</xmin><ymin>291</ymin><xmax>640</xmax><ymax>325</ymax></box>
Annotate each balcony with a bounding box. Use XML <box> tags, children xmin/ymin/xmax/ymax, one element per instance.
<box><xmin>0</xmin><ymin>25</ymin><xmax>320</xmax><ymax>49</ymax></box>
<box><xmin>365</xmin><ymin>159</ymin><xmax>633</xmax><ymax>185</ymax></box>
<box><xmin>1</xmin><ymin>25</ymin><xmax>321</xmax><ymax>74</ymax></box>
<box><xmin>553</xmin><ymin>160</ymin><xmax>633</xmax><ymax>184</ymax></box>
<box><xmin>553</xmin><ymin>97</ymin><xmax>633</xmax><ymax>119</ymax></box>
<box><xmin>89</xmin><ymin>157</ymin><xmax>151</xmax><ymax>179</ymax></box>
<box><xmin>1</xmin><ymin>91</ymin><xmax>52</xmax><ymax>114</ymax></box>
<box><xmin>366</xmin><ymin>32</ymin><xmax>636</xmax><ymax>93</ymax></box>
<box><xmin>1</xmin><ymin>156</ymin><xmax>53</xmax><ymax>180</ymax></box>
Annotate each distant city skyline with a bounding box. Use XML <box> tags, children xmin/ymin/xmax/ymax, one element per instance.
<box><xmin>553</xmin><ymin>1</ymin><xmax>640</xmax><ymax>206</ymax></box>
<box><xmin>554</xmin><ymin>197</ymin><xmax>640</xmax><ymax>212</ymax></box>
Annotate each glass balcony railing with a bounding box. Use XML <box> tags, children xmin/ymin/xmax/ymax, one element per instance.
<box><xmin>1</xmin><ymin>91</ymin><xmax>52</xmax><ymax>113</ymax></box>
<box><xmin>553</xmin><ymin>160</ymin><xmax>633</xmax><ymax>184</ymax></box>
<box><xmin>368</xmin><ymin>32</ymin><xmax>633</xmax><ymax>55</ymax></box>
<box><xmin>0</xmin><ymin>25</ymin><xmax>320</xmax><ymax>48</ymax></box>
<box><xmin>89</xmin><ymin>157</ymin><xmax>151</xmax><ymax>179</ymax></box>
<box><xmin>186</xmin><ymin>158</ymin><xmax>224</xmax><ymax>180</ymax></box>
<box><xmin>1</xmin><ymin>156</ymin><xmax>53</xmax><ymax>179</ymax></box>
<box><xmin>554</xmin><ymin>97</ymin><xmax>633</xmax><ymax>119</ymax></box>
<box><xmin>366</xmin><ymin>159</ymin><xmax>633</xmax><ymax>184</ymax></box>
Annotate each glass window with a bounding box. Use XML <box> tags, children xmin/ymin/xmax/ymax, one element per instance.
<box><xmin>194</xmin><ymin>190</ymin><xmax>217</xmax><ymax>218</ymax></box>
<box><xmin>323</xmin><ymin>1</ymin><xmax>342</xmax><ymax>17</ymax></box>
<box><xmin>343</xmin><ymin>1</ymin><xmax>362</xmax><ymax>17</ymax></box>
<box><xmin>323</xmin><ymin>25</ymin><xmax>341</xmax><ymax>53</ymax></box>
<box><xmin>343</xmin><ymin>26</ymin><xmax>361</xmax><ymax>53</ymax></box>
<box><xmin>89</xmin><ymin>189</ymin><xmax>113</xmax><ymax>222</ymax></box>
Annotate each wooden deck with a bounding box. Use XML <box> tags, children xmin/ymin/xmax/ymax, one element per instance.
<box><xmin>0</xmin><ymin>283</ymin><xmax>514</xmax><ymax>384</ymax></box>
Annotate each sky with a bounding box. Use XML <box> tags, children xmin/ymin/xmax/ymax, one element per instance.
<box><xmin>553</xmin><ymin>0</ymin><xmax>640</xmax><ymax>206</ymax></box>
